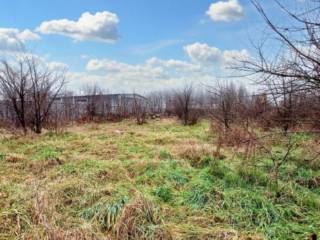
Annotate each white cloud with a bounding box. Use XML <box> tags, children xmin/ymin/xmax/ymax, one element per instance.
<box><xmin>71</xmin><ymin>44</ymin><xmax>250</xmax><ymax>92</ymax></box>
<box><xmin>222</xmin><ymin>49</ymin><xmax>250</xmax><ymax>67</ymax></box>
<box><xmin>184</xmin><ymin>43</ymin><xmax>222</xmax><ymax>64</ymax></box>
<box><xmin>67</xmin><ymin>69</ymin><xmax>217</xmax><ymax>93</ymax></box>
<box><xmin>70</xmin><ymin>57</ymin><xmax>214</xmax><ymax>92</ymax></box>
<box><xmin>146</xmin><ymin>57</ymin><xmax>201</xmax><ymax>72</ymax></box>
<box><xmin>206</xmin><ymin>0</ymin><xmax>244</xmax><ymax>22</ymax></box>
<box><xmin>86</xmin><ymin>57</ymin><xmax>201</xmax><ymax>77</ymax></box>
<box><xmin>86</xmin><ymin>58</ymin><xmax>166</xmax><ymax>81</ymax></box>
<box><xmin>86</xmin><ymin>59</ymin><xmax>127</xmax><ymax>72</ymax></box>
<box><xmin>37</xmin><ymin>11</ymin><xmax>119</xmax><ymax>43</ymax></box>
<box><xmin>184</xmin><ymin>42</ymin><xmax>249</xmax><ymax>68</ymax></box>
<box><xmin>47</xmin><ymin>61</ymin><xmax>69</xmax><ymax>71</ymax></box>
<box><xmin>17</xmin><ymin>29</ymin><xmax>40</xmax><ymax>41</ymax></box>
<box><xmin>0</xmin><ymin>28</ymin><xmax>40</xmax><ymax>52</ymax></box>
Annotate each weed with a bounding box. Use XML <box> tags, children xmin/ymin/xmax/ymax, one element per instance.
<box><xmin>154</xmin><ymin>186</ymin><xmax>173</xmax><ymax>202</ymax></box>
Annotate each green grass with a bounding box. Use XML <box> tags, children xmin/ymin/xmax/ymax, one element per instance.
<box><xmin>0</xmin><ymin>119</ymin><xmax>319</xmax><ymax>239</ymax></box>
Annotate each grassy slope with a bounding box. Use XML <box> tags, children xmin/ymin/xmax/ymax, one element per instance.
<box><xmin>0</xmin><ymin>119</ymin><xmax>319</xmax><ymax>239</ymax></box>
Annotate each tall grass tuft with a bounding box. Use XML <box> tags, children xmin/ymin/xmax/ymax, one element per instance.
<box><xmin>115</xmin><ymin>195</ymin><xmax>172</xmax><ymax>240</ymax></box>
<box><xmin>81</xmin><ymin>197</ymin><xmax>127</xmax><ymax>231</ymax></box>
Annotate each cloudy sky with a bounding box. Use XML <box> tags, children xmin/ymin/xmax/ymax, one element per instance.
<box><xmin>0</xmin><ymin>0</ymin><xmax>300</xmax><ymax>93</ymax></box>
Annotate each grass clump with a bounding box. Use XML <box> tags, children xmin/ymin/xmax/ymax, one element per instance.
<box><xmin>154</xmin><ymin>186</ymin><xmax>173</xmax><ymax>203</ymax></box>
<box><xmin>81</xmin><ymin>197</ymin><xmax>128</xmax><ymax>231</ymax></box>
<box><xmin>177</xmin><ymin>143</ymin><xmax>214</xmax><ymax>168</ymax></box>
<box><xmin>115</xmin><ymin>195</ymin><xmax>172</xmax><ymax>240</ymax></box>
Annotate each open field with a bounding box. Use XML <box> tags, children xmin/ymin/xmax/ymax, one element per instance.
<box><xmin>0</xmin><ymin>119</ymin><xmax>319</xmax><ymax>240</ymax></box>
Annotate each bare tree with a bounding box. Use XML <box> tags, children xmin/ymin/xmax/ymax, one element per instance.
<box><xmin>173</xmin><ymin>84</ymin><xmax>198</xmax><ymax>125</ymax></box>
<box><xmin>239</xmin><ymin>0</ymin><xmax>320</xmax><ymax>92</ymax></box>
<box><xmin>60</xmin><ymin>91</ymin><xmax>76</xmax><ymax>123</ymax></box>
<box><xmin>148</xmin><ymin>91</ymin><xmax>165</xmax><ymax>116</ymax></box>
<box><xmin>0</xmin><ymin>60</ymin><xmax>29</xmax><ymax>133</ymax></box>
<box><xmin>82</xmin><ymin>83</ymin><xmax>105</xmax><ymax>121</ymax></box>
<box><xmin>209</xmin><ymin>82</ymin><xmax>239</xmax><ymax>131</ymax></box>
<box><xmin>27</xmin><ymin>57</ymin><xmax>66</xmax><ymax>133</ymax></box>
<box><xmin>163</xmin><ymin>91</ymin><xmax>175</xmax><ymax>117</ymax></box>
<box><xmin>234</xmin><ymin>0</ymin><xmax>320</xmax><ymax>132</ymax></box>
<box><xmin>132</xmin><ymin>94</ymin><xmax>148</xmax><ymax>125</ymax></box>
<box><xmin>0</xmin><ymin>55</ymin><xmax>66</xmax><ymax>134</ymax></box>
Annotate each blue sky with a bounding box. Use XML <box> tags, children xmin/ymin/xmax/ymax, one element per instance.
<box><xmin>0</xmin><ymin>0</ymin><xmax>300</xmax><ymax>93</ymax></box>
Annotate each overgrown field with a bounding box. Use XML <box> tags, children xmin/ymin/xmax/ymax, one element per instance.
<box><xmin>0</xmin><ymin>119</ymin><xmax>319</xmax><ymax>240</ymax></box>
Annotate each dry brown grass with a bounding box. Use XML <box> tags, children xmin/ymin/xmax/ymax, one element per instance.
<box><xmin>115</xmin><ymin>194</ymin><xmax>172</xmax><ymax>240</ymax></box>
<box><xmin>30</xmin><ymin>184</ymin><xmax>101</xmax><ymax>240</ymax></box>
<box><xmin>172</xmin><ymin>141</ymin><xmax>214</xmax><ymax>167</ymax></box>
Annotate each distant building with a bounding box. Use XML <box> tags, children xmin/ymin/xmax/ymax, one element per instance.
<box><xmin>0</xmin><ymin>93</ymin><xmax>148</xmax><ymax>121</ymax></box>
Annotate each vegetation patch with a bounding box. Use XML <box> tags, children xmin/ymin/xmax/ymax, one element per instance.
<box><xmin>0</xmin><ymin>120</ymin><xmax>319</xmax><ymax>239</ymax></box>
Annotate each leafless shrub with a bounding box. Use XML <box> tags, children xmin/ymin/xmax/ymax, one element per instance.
<box><xmin>173</xmin><ymin>84</ymin><xmax>201</xmax><ymax>125</ymax></box>
<box><xmin>82</xmin><ymin>83</ymin><xmax>106</xmax><ymax>122</ymax></box>
<box><xmin>235</xmin><ymin>0</ymin><xmax>320</xmax><ymax>131</ymax></box>
<box><xmin>147</xmin><ymin>91</ymin><xmax>165</xmax><ymax>115</ymax></box>
<box><xmin>113</xmin><ymin>95</ymin><xmax>131</xmax><ymax>121</ymax></box>
<box><xmin>208</xmin><ymin>82</ymin><xmax>246</xmax><ymax>131</ymax></box>
<box><xmin>0</xmin><ymin>60</ymin><xmax>29</xmax><ymax>133</ymax></box>
<box><xmin>45</xmin><ymin>101</ymin><xmax>68</xmax><ymax>134</ymax></box>
<box><xmin>132</xmin><ymin>94</ymin><xmax>148</xmax><ymax>125</ymax></box>
<box><xmin>210</xmin><ymin>120</ymin><xmax>260</xmax><ymax>162</ymax></box>
<box><xmin>249</xmin><ymin>93</ymin><xmax>272</xmax><ymax>130</ymax></box>
<box><xmin>208</xmin><ymin>82</ymin><xmax>256</xmax><ymax>157</ymax></box>
<box><xmin>0</xmin><ymin>54</ymin><xmax>66</xmax><ymax>134</ymax></box>
<box><xmin>28</xmin><ymin>57</ymin><xmax>66</xmax><ymax>133</ymax></box>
